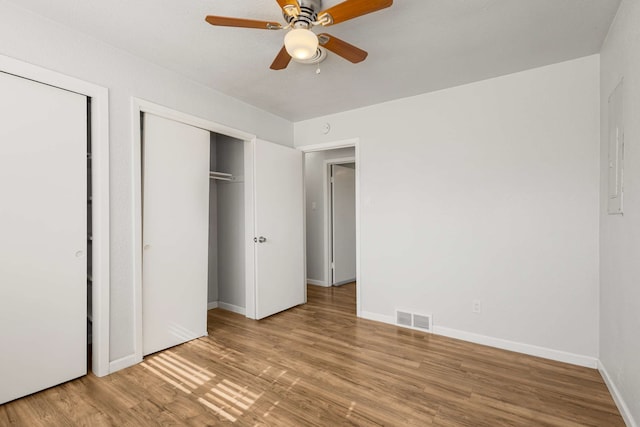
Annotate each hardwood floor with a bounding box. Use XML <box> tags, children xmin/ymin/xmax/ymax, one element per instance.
<box><xmin>0</xmin><ymin>283</ymin><xmax>624</xmax><ymax>426</ymax></box>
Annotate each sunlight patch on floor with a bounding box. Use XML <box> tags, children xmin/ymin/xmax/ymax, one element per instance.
<box><xmin>142</xmin><ymin>348</ymin><xmax>280</xmax><ymax>423</ymax></box>
<box><xmin>190</xmin><ymin>338</ymin><xmax>238</xmax><ymax>362</ymax></box>
<box><xmin>141</xmin><ymin>349</ymin><xmax>216</xmax><ymax>395</ymax></box>
<box><xmin>198</xmin><ymin>379</ymin><xmax>264</xmax><ymax>422</ymax></box>
<box><xmin>347</xmin><ymin>401</ymin><xmax>357</xmax><ymax>418</ymax></box>
<box><xmin>263</xmin><ymin>400</ymin><xmax>280</xmax><ymax>418</ymax></box>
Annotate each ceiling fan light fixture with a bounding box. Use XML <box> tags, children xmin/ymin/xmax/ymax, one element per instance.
<box><xmin>284</xmin><ymin>28</ymin><xmax>318</xmax><ymax>60</ymax></box>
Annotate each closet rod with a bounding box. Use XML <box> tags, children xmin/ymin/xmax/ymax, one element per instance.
<box><xmin>210</xmin><ymin>171</ymin><xmax>233</xmax><ymax>181</ymax></box>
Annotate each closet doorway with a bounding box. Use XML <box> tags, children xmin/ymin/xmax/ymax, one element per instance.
<box><xmin>0</xmin><ymin>55</ymin><xmax>110</xmax><ymax>403</ymax></box>
<box><xmin>301</xmin><ymin>140</ymin><xmax>360</xmax><ymax>314</ymax></box>
<box><xmin>140</xmin><ymin>113</ymin><xmax>248</xmax><ymax>356</ymax></box>
<box><xmin>133</xmin><ymin>100</ymin><xmax>305</xmax><ymax>361</ymax></box>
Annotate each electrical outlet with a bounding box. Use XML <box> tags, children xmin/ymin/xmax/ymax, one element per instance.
<box><xmin>472</xmin><ymin>300</ymin><xmax>481</xmax><ymax>314</ymax></box>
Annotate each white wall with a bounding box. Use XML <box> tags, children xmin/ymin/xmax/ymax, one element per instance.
<box><xmin>599</xmin><ymin>1</ymin><xmax>640</xmax><ymax>425</ymax></box>
<box><xmin>305</xmin><ymin>147</ymin><xmax>355</xmax><ymax>285</ymax></box>
<box><xmin>295</xmin><ymin>55</ymin><xmax>601</xmax><ymax>363</ymax></box>
<box><xmin>0</xmin><ymin>2</ymin><xmax>293</xmax><ymax>362</ymax></box>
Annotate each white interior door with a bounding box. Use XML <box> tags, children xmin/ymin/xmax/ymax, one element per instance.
<box><xmin>142</xmin><ymin>113</ymin><xmax>209</xmax><ymax>356</ymax></box>
<box><xmin>331</xmin><ymin>164</ymin><xmax>357</xmax><ymax>285</ymax></box>
<box><xmin>0</xmin><ymin>71</ymin><xmax>87</xmax><ymax>404</ymax></box>
<box><xmin>253</xmin><ymin>139</ymin><xmax>305</xmax><ymax>319</ymax></box>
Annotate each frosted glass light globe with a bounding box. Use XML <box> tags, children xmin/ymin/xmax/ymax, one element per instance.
<box><xmin>284</xmin><ymin>28</ymin><xmax>318</xmax><ymax>60</ymax></box>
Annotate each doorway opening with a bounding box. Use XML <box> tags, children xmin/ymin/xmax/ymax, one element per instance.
<box><xmin>207</xmin><ymin>132</ymin><xmax>247</xmax><ymax>316</ymax></box>
<box><xmin>328</xmin><ymin>161</ymin><xmax>356</xmax><ymax>286</ymax></box>
<box><xmin>301</xmin><ymin>140</ymin><xmax>360</xmax><ymax>315</ymax></box>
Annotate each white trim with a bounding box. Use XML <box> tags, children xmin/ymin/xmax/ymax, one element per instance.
<box><xmin>333</xmin><ymin>278</ymin><xmax>356</xmax><ymax>286</ymax></box>
<box><xmin>132</xmin><ymin>98</ymin><xmax>256</xmax><ymax>365</ymax></box>
<box><xmin>302</xmin><ymin>155</ymin><xmax>308</xmax><ymax>305</ymax></box>
<box><xmin>244</xmin><ymin>139</ymin><xmax>257</xmax><ymax>319</ymax></box>
<box><xmin>0</xmin><ymin>54</ymin><xmax>111</xmax><ymax>378</ymax></box>
<box><xmin>109</xmin><ymin>354</ymin><xmax>141</xmax><ymax>374</ymax></box>
<box><xmin>433</xmin><ymin>326</ymin><xmax>597</xmax><ymax>368</ymax></box>
<box><xmin>324</xmin><ymin>157</ymin><xmax>356</xmax><ymax>287</ymax></box>
<box><xmin>598</xmin><ymin>360</ymin><xmax>638</xmax><ymax>427</ymax></box>
<box><xmin>361</xmin><ymin>311</ymin><xmax>395</xmax><ymax>325</ymax></box>
<box><xmin>134</xmin><ymin>99</ymin><xmax>254</xmax><ymax>142</ymax></box>
<box><xmin>298</xmin><ymin>139</ymin><xmax>361</xmax><ymax>317</ymax></box>
<box><xmin>297</xmin><ymin>138</ymin><xmax>359</xmax><ymax>153</ymax></box>
<box><xmin>207</xmin><ymin>301</ymin><xmax>219</xmax><ymax>310</ymax></box>
<box><xmin>307</xmin><ymin>279</ymin><xmax>329</xmax><ymax>287</ymax></box>
<box><xmin>354</xmin><ymin>143</ymin><xmax>360</xmax><ymax>317</ymax></box>
<box><xmin>218</xmin><ymin>302</ymin><xmax>247</xmax><ymax>316</ymax></box>
<box><xmin>360</xmin><ymin>311</ymin><xmax>597</xmax><ymax>368</ymax></box>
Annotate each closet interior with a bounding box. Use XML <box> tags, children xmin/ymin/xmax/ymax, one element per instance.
<box><xmin>208</xmin><ymin>133</ymin><xmax>246</xmax><ymax>315</ymax></box>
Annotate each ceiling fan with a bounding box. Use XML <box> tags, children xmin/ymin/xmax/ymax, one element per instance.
<box><xmin>205</xmin><ymin>0</ymin><xmax>393</xmax><ymax>70</ymax></box>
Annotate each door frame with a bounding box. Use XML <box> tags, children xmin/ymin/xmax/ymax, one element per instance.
<box><xmin>325</xmin><ymin>157</ymin><xmax>356</xmax><ymax>287</ymax></box>
<box><xmin>131</xmin><ymin>98</ymin><xmax>257</xmax><ymax>368</ymax></box>
<box><xmin>298</xmin><ymin>139</ymin><xmax>361</xmax><ymax>317</ymax></box>
<box><xmin>0</xmin><ymin>54</ymin><xmax>111</xmax><ymax>377</ymax></box>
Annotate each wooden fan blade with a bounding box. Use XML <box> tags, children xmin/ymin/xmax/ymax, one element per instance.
<box><xmin>275</xmin><ymin>0</ymin><xmax>300</xmax><ymax>17</ymax></box>
<box><xmin>270</xmin><ymin>46</ymin><xmax>292</xmax><ymax>70</ymax></box>
<box><xmin>205</xmin><ymin>15</ymin><xmax>282</xmax><ymax>30</ymax></box>
<box><xmin>318</xmin><ymin>34</ymin><xmax>367</xmax><ymax>63</ymax></box>
<box><xmin>318</xmin><ymin>0</ymin><xmax>392</xmax><ymax>26</ymax></box>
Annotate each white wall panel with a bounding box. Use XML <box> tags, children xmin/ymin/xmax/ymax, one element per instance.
<box><xmin>295</xmin><ymin>56</ymin><xmax>600</xmax><ymax>360</ymax></box>
<box><xmin>0</xmin><ymin>71</ymin><xmax>87</xmax><ymax>403</ymax></box>
<box><xmin>600</xmin><ymin>0</ymin><xmax>640</xmax><ymax>425</ymax></box>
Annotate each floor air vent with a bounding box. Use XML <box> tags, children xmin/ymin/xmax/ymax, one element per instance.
<box><xmin>395</xmin><ymin>310</ymin><xmax>433</xmax><ymax>333</ymax></box>
<box><xmin>413</xmin><ymin>313</ymin><xmax>432</xmax><ymax>332</ymax></box>
<box><xmin>396</xmin><ymin>310</ymin><xmax>412</xmax><ymax>327</ymax></box>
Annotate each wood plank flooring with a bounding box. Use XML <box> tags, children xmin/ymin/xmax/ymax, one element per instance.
<box><xmin>0</xmin><ymin>283</ymin><xmax>624</xmax><ymax>426</ymax></box>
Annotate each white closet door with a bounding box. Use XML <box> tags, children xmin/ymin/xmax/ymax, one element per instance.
<box><xmin>0</xmin><ymin>72</ymin><xmax>87</xmax><ymax>404</ymax></box>
<box><xmin>143</xmin><ymin>113</ymin><xmax>209</xmax><ymax>356</ymax></box>
<box><xmin>254</xmin><ymin>139</ymin><xmax>305</xmax><ymax>319</ymax></box>
<box><xmin>331</xmin><ymin>164</ymin><xmax>356</xmax><ymax>285</ymax></box>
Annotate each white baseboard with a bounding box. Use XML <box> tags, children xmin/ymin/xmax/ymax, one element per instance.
<box><xmin>434</xmin><ymin>326</ymin><xmax>597</xmax><ymax>368</ymax></box>
<box><xmin>109</xmin><ymin>353</ymin><xmax>142</xmax><ymax>374</ymax></box>
<box><xmin>361</xmin><ymin>311</ymin><xmax>395</xmax><ymax>325</ymax></box>
<box><xmin>359</xmin><ymin>311</ymin><xmax>597</xmax><ymax>368</ymax></box>
<box><xmin>207</xmin><ymin>301</ymin><xmax>219</xmax><ymax>310</ymax></box>
<box><xmin>218</xmin><ymin>302</ymin><xmax>246</xmax><ymax>315</ymax></box>
<box><xmin>333</xmin><ymin>278</ymin><xmax>356</xmax><ymax>286</ymax></box>
<box><xmin>598</xmin><ymin>360</ymin><xmax>638</xmax><ymax>427</ymax></box>
<box><xmin>307</xmin><ymin>279</ymin><xmax>329</xmax><ymax>287</ymax></box>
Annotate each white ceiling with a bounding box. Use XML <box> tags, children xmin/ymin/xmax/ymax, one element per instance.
<box><xmin>8</xmin><ymin>0</ymin><xmax>620</xmax><ymax>121</ymax></box>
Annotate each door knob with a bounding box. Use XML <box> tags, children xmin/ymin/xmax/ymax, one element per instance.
<box><xmin>258</xmin><ymin>236</ymin><xmax>267</xmax><ymax>243</ymax></box>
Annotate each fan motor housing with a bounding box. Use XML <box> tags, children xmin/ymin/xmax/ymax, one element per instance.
<box><xmin>285</xmin><ymin>0</ymin><xmax>321</xmax><ymax>27</ymax></box>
